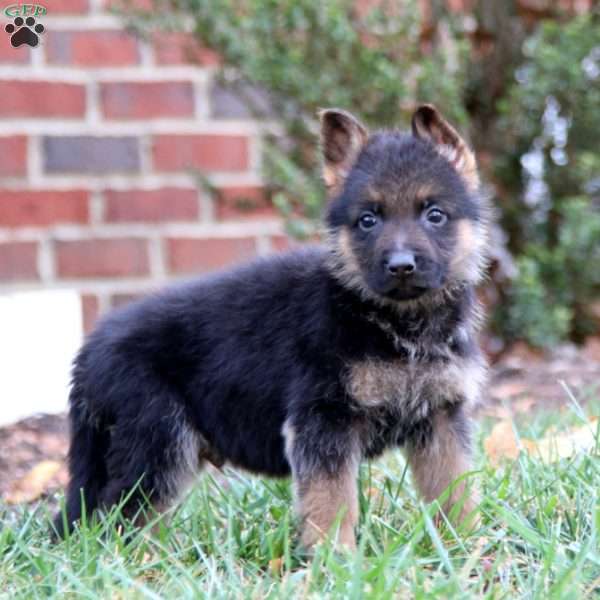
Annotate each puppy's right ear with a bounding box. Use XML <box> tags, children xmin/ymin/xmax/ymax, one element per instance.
<box><xmin>411</xmin><ymin>104</ymin><xmax>479</xmax><ymax>191</ymax></box>
<box><xmin>319</xmin><ymin>109</ymin><xmax>368</xmax><ymax>195</ymax></box>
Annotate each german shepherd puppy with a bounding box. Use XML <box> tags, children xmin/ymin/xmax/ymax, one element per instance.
<box><xmin>54</xmin><ymin>105</ymin><xmax>490</xmax><ymax>549</ymax></box>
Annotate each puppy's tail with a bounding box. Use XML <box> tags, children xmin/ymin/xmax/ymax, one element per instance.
<box><xmin>52</xmin><ymin>383</ymin><xmax>109</xmax><ymax>538</ymax></box>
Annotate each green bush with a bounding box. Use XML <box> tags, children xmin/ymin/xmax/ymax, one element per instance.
<box><xmin>496</xmin><ymin>15</ymin><xmax>600</xmax><ymax>346</ymax></box>
<box><xmin>134</xmin><ymin>2</ymin><xmax>600</xmax><ymax>348</ymax></box>
<box><xmin>498</xmin><ymin>199</ymin><xmax>600</xmax><ymax>347</ymax></box>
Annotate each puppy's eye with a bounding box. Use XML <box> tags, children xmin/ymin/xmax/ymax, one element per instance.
<box><xmin>425</xmin><ymin>207</ymin><xmax>447</xmax><ymax>226</ymax></box>
<box><xmin>358</xmin><ymin>211</ymin><xmax>378</xmax><ymax>231</ymax></box>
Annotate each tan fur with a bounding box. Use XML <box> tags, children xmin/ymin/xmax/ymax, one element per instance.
<box><xmin>365</xmin><ymin>183</ymin><xmax>438</xmax><ymax>215</ymax></box>
<box><xmin>325</xmin><ymin>228</ymin><xmax>459</xmax><ymax>313</ymax></box>
<box><xmin>456</xmin><ymin>144</ymin><xmax>479</xmax><ymax>193</ymax></box>
<box><xmin>161</xmin><ymin>412</ymin><xmax>205</xmax><ymax>501</ymax></box>
<box><xmin>449</xmin><ymin>218</ymin><xmax>489</xmax><ymax>285</ymax></box>
<box><xmin>435</xmin><ymin>141</ymin><xmax>479</xmax><ymax>193</ymax></box>
<box><xmin>296</xmin><ymin>463</ymin><xmax>359</xmax><ymax>549</ymax></box>
<box><xmin>322</xmin><ymin>164</ymin><xmax>341</xmax><ymax>193</ymax></box>
<box><xmin>319</xmin><ymin>108</ymin><xmax>368</xmax><ymax>196</ymax></box>
<box><xmin>283</xmin><ymin>420</ymin><xmax>359</xmax><ymax>549</ymax></box>
<box><xmin>325</xmin><ymin>228</ymin><xmax>369</xmax><ymax>300</ymax></box>
<box><xmin>413</xmin><ymin>182</ymin><xmax>438</xmax><ymax>202</ymax></box>
<box><xmin>346</xmin><ymin>352</ymin><xmax>487</xmax><ymax>417</ymax></box>
<box><xmin>406</xmin><ymin>411</ymin><xmax>479</xmax><ymax>525</ymax></box>
<box><xmin>367</xmin><ymin>186</ymin><xmax>384</xmax><ymax>202</ymax></box>
<box><xmin>325</xmin><ymin>201</ymin><xmax>490</xmax><ymax>311</ymax></box>
<box><xmin>281</xmin><ymin>419</ymin><xmax>295</xmax><ymax>461</ymax></box>
<box><xmin>411</xmin><ymin>104</ymin><xmax>480</xmax><ymax>192</ymax></box>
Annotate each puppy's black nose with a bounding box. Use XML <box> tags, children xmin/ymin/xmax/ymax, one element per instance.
<box><xmin>386</xmin><ymin>251</ymin><xmax>416</xmax><ymax>276</ymax></box>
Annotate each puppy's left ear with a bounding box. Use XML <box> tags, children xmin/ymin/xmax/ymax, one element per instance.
<box><xmin>411</xmin><ymin>104</ymin><xmax>479</xmax><ymax>191</ymax></box>
<box><xmin>319</xmin><ymin>108</ymin><xmax>368</xmax><ymax>195</ymax></box>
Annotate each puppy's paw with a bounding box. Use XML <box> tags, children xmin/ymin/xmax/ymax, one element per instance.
<box><xmin>300</xmin><ymin>521</ymin><xmax>357</xmax><ymax>554</ymax></box>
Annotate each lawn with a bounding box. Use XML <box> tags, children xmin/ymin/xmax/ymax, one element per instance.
<box><xmin>1</xmin><ymin>394</ymin><xmax>598</xmax><ymax>599</ymax></box>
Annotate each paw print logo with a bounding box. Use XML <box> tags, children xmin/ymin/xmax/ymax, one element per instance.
<box><xmin>5</xmin><ymin>16</ymin><xmax>45</xmax><ymax>48</ymax></box>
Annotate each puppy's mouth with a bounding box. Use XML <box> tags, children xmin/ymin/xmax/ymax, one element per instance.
<box><xmin>382</xmin><ymin>286</ymin><xmax>430</xmax><ymax>301</ymax></box>
<box><xmin>370</xmin><ymin>271</ymin><xmax>446</xmax><ymax>302</ymax></box>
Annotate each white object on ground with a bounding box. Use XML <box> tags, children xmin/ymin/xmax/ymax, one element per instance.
<box><xmin>0</xmin><ymin>289</ymin><xmax>82</xmax><ymax>426</ymax></box>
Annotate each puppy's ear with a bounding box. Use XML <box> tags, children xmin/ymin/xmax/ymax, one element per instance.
<box><xmin>411</xmin><ymin>104</ymin><xmax>479</xmax><ymax>191</ymax></box>
<box><xmin>319</xmin><ymin>108</ymin><xmax>368</xmax><ymax>195</ymax></box>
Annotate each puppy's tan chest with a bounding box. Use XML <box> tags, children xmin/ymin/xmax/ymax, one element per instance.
<box><xmin>346</xmin><ymin>354</ymin><xmax>485</xmax><ymax>416</ymax></box>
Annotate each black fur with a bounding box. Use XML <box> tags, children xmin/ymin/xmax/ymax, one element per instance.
<box><xmin>54</xmin><ymin>108</ymin><xmax>488</xmax><ymax>541</ymax></box>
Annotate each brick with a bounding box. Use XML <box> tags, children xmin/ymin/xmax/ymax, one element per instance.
<box><xmin>0</xmin><ymin>190</ymin><xmax>88</xmax><ymax>227</ymax></box>
<box><xmin>214</xmin><ymin>186</ymin><xmax>275</xmax><ymax>221</ymax></box>
<box><xmin>269</xmin><ymin>235</ymin><xmax>295</xmax><ymax>252</ymax></box>
<box><xmin>446</xmin><ymin>0</ymin><xmax>473</xmax><ymax>10</ymax></box>
<box><xmin>104</xmin><ymin>188</ymin><xmax>199</xmax><ymax>223</ymax></box>
<box><xmin>210</xmin><ymin>82</ymin><xmax>273</xmax><ymax>119</ymax></box>
<box><xmin>0</xmin><ymin>136</ymin><xmax>27</xmax><ymax>176</ymax></box>
<box><xmin>153</xmin><ymin>135</ymin><xmax>249</xmax><ymax>172</ymax></box>
<box><xmin>81</xmin><ymin>294</ymin><xmax>99</xmax><ymax>334</ymax></box>
<box><xmin>153</xmin><ymin>31</ymin><xmax>220</xmax><ymax>66</ymax></box>
<box><xmin>56</xmin><ymin>238</ymin><xmax>149</xmax><ymax>278</ymax></box>
<box><xmin>47</xmin><ymin>0</ymin><xmax>89</xmax><ymax>13</ymax></box>
<box><xmin>100</xmin><ymin>81</ymin><xmax>195</xmax><ymax>120</ymax></box>
<box><xmin>46</xmin><ymin>30</ymin><xmax>139</xmax><ymax>66</ymax></box>
<box><xmin>0</xmin><ymin>38</ymin><xmax>29</xmax><ymax>63</ymax></box>
<box><xmin>104</xmin><ymin>0</ymin><xmax>153</xmax><ymax>10</ymax></box>
<box><xmin>0</xmin><ymin>241</ymin><xmax>38</xmax><ymax>280</ymax></box>
<box><xmin>43</xmin><ymin>137</ymin><xmax>140</xmax><ymax>174</ymax></box>
<box><xmin>111</xmin><ymin>292</ymin><xmax>144</xmax><ymax>308</ymax></box>
<box><xmin>166</xmin><ymin>237</ymin><xmax>256</xmax><ymax>274</ymax></box>
<box><xmin>0</xmin><ymin>81</ymin><xmax>85</xmax><ymax>117</ymax></box>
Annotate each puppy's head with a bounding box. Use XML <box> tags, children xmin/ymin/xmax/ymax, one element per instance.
<box><xmin>322</xmin><ymin>105</ymin><xmax>489</xmax><ymax>304</ymax></box>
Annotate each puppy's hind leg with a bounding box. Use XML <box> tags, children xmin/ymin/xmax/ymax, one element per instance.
<box><xmin>52</xmin><ymin>385</ymin><xmax>110</xmax><ymax>538</ymax></box>
<box><xmin>99</xmin><ymin>405</ymin><xmax>205</xmax><ymax>530</ymax></box>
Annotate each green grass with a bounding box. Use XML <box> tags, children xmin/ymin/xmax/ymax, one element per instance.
<box><xmin>1</xmin><ymin>398</ymin><xmax>599</xmax><ymax>599</ymax></box>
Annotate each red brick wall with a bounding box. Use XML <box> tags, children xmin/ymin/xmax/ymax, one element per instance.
<box><xmin>0</xmin><ymin>1</ymin><xmax>285</xmax><ymax>332</ymax></box>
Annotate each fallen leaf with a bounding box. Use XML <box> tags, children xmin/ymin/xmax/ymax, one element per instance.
<box><xmin>5</xmin><ymin>460</ymin><xmax>63</xmax><ymax>504</ymax></box>
<box><xmin>483</xmin><ymin>420</ymin><xmax>521</xmax><ymax>466</ymax></box>
<box><xmin>526</xmin><ymin>418</ymin><xmax>598</xmax><ymax>463</ymax></box>
<box><xmin>484</xmin><ymin>418</ymin><xmax>598</xmax><ymax>466</ymax></box>
<box><xmin>490</xmin><ymin>381</ymin><xmax>530</xmax><ymax>401</ymax></box>
<box><xmin>365</xmin><ymin>486</ymin><xmax>382</xmax><ymax>500</ymax></box>
<box><xmin>503</xmin><ymin>342</ymin><xmax>545</xmax><ymax>367</ymax></box>
<box><xmin>513</xmin><ymin>396</ymin><xmax>536</xmax><ymax>413</ymax></box>
<box><xmin>269</xmin><ymin>557</ymin><xmax>284</xmax><ymax>576</ymax></box>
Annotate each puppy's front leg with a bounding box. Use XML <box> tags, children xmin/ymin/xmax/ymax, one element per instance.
<box><xmin>295</xmin><ymin>463</ymin><xmax>359</xmax><ymax>549</ymax></box>
<box><xmin>283</xmin><ymin>421</ymin><xmax>360</xmax><ymax>550</ymax></box>
<box><xmin>406</xmin><ymin>405</ymin><xmax>478</xmax><ymax>526</ymax></box>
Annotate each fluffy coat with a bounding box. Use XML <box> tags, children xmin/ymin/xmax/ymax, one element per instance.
<box><xmin>54</xmin><ymin>105</ymin><xmax>490</xmax><ymax>549</ymax></box>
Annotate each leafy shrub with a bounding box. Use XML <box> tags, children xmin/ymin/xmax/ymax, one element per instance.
<box><xmin>498</xmin><ymin>199</ymin><xmax>600</xmax><ymax>347</ymax></box>
<box><xmin>496</xmin><ymin>15</ymin><xmax>600</xmax><ymax>346</ymax></box>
